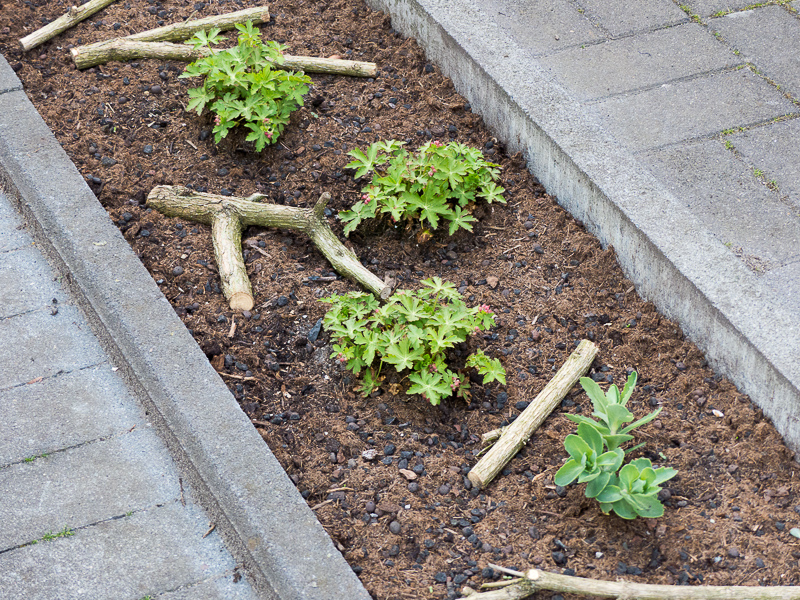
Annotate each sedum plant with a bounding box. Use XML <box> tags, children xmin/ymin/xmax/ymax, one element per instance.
<box><xmin>320</xmin><ymin>277</ymin><xmax>505</xmax><ymax>405</ymax></box>
<box><xmin>180</xmin><ymin>21</ymin><xmax>312</xmax><ymax>150</ymax></box>
<box><xmin>554</xmin><ymin>372</ymin><xmax>677</xmax><ymax>519</ymax></box>
<box><xmin>340</xmin><ymin>140</ymin><xmax>506</xmax><ymax>237</ymax></box>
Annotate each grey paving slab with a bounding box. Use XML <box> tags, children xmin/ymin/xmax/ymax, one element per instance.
<box><xmin>0</xmin><ymin>190</ymin><xmax>29</xmax><ymax>252</ymax></box>
<box><xmin>0</xmin><ymin>502</ymin><xmax>256</xmax><ymax>600</ymax></box>
<box><xmin>682</xmin><ymin>0</ymin><xmax>757</xmax><ymax>17</ymax></box>
<box><xmin>0</xmin><ymin>304</ymin><xmax>106</xmax><ymax>389</ymax></box>
<box><xmin>575</xmin><ymin>0</ymin><xmax>689</xmax><ymax>37</ymax></box>
<box><xmin>479</xmin><ymin>0</ymin><xmax>603</xmax><ymax>56</ymax></box>
<box><xmin>538</xmin><ymin>22</ymin><xmax>739</xmax><ymax>102</ymax></box>
<box><xmin>593</xmin><ymin>68</ymin><xmax>797</xmax><ymax>151</ymax></box>
<box><xmin>762</xmin><ymin>260</ymin><xmax>800</xmax><ymax>316</ymax></box>
<box><xmin>728</xmin><ymin>117</ymin><xmax>800</xmax><ymax>213</ymax></box>
<box><xmin>0</xmin><ymin>428</ymin><xmax>179</xmax><ymax>550</ymax></box>
<box><xmin>0</xmin><ymin>243</ymin><xmax>68</xmax><ymax>319</ymax></box>
<box><xmin>710</xmin><ymin>5</ymin><xmax>800</xmax><ymax>98</ymax></box>
<box><xmin>0</xmin><ymin>364</ymin><xmax>144</xmax><ymax>466</ymax></box>
<box><xmin>644</xmin><ymin>138</ymin><xmax>800</xmax><ymax>267</ymax></box>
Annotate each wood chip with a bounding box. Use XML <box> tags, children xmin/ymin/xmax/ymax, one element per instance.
<box><xmin>399</xmin><ymin>469</ymin><xmax>417</xmax><ymax>480</ymax></box>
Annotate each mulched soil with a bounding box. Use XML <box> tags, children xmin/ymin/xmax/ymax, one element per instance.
<box><xmin>3</xmin><ymin>1</ymin><xmax>800</xmax><ymax>598</ymax></box>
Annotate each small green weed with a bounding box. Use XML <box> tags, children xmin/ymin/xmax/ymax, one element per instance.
<box><xmin>179</xmin><ymin>21</ymin><xmax>312</xmax><ymax>150</ymax></box>
<box><xmin>341</xmin><ymin>140</ymin><xmax>505</xmax><ymax>238</ymax></box>
<box><xmin>40</xmin><ymin>526</ymin><xmax>74</xmax><ymax>542</ymax></box>
<box><xmin>321</xmin><ymin>277</ymin><xmax>505</xmax><ymax>405</ymax></box>
<box><xmin>23</xmin><ymin>453</ymin><xmax>48</xmax><ymax>463</ymax></box>
<box><xmin>554</xmin><ymin>372</ymin><xmax>677</xmax><ymax>519</ymax></box>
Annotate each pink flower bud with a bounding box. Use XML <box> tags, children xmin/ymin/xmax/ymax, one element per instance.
<box><xmin>432</xmin><ymin>140</ymin><xmax>443</xmax><ymax>147</ymax></box>
<box><xmin>428</xmin><ymin>167</ymin><xmax>436</xmax><ymax>177</ymax></box>
<box><xmin>428</xmin><ymin>363</ymin><xmax>438</xmax><ymax>373</ymax></box>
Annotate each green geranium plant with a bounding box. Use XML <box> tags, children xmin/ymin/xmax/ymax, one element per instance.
<box><xmin>554</xmin><ymin>372</ymin><xmax>677</xmax><ymax>519</ymax></box>
<box><xmin>340</xmin><ymin>140</ymin><xmax>506</xmax><ymax>237</ymax></box>
<box><xmin>179</xmin><ymin>21</ymin><xmax>312</xmax><ymax>150</ymax></box>
<box><xmin>320</xmin><ymin>277</ymin><xmax>505</xmax><ymax>405</ymax></box>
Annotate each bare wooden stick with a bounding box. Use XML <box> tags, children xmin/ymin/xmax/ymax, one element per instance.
<box><xmin>71</xmin><ymin>38</ymin><xmax>377</xmax><ymax>76</ymax></box>
<box><xmin>468</xmin><ymin>340</ymin><xmax>598</xmax><ymax>489</ymax></box>
<box><xmin>123</xmin><ymin>6</ymin><xmax>269</xmax><ymax>43</ymax></box>
<box><xmin>146</xmin><ymin>186</ymin><xmax>390</xmax><ymax>309</ymax></box>
<box><xmin>19</xmin><ymin>0</ymin><xmax>120</xmax><ymax>52</ymax></box>
<box><xmin>211</xmin><ymin>209</ymin><xmax>254</xmax><ymax>311</ymax></box>
<box><xmin>460</xmin><ymin>564</ymin><xmax>800</xmax><ymax>600</ymax></box>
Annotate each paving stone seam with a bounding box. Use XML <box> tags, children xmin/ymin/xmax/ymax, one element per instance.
<box><xmin>152</xmin><ymin>568</ymin><xmax>243</xmax><ymax>598</ymax></box>
<box><xmin>581</xmin><ymin>64</ymin><xmax>749</xmax><ymax>104</ymax></box>
<box><xmin>0</xmin><ymin>359</ymin><xmax>109</xmax><ymax>393</ymax></box>
<box><xmin>0</xmin><ymin>422</ymin><xmax>144</xmax><ymax>470</ymax></box>
<box><xmin>623</xmin><ymin>112</ymin><xmax>800</xmax><ymax>152</ymax></box>
<box><xmin>0</xmin><ymin>498</ymin><xmax>189</xmax><ymax>556</ymax></box>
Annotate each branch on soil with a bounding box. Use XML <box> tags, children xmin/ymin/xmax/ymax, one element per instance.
<box><xmin>19</xmin><ymin>0</ymin><xmax>120</xmax><ymax>52</ymax></box>
<box><xmin>71</xmin><ymin>39</ymin><xmax>378</xmax><ymax>76</ymax></box>
<box><xmin>69</xmin><ymin>6</ymin><xmax>271</xmax><ymax>70</ymax></box>
<box><xmin>461</xmin><ymin>563</ymin><xmax>800</xmax><ymax>600</ymax></box>
<box><xmin>467</xmin><ymin>339</ymin><xmax>598</xmax><ymax>489</ymax></box>
<box><xmin>67</xmin><ymin>6</ymin><xmax>377</xmax><ymax>76</ymax></box>
<box><xmin>146</xmin><ymin>185</ymin><xmax>391</xmax><ymax>311</ymax></box>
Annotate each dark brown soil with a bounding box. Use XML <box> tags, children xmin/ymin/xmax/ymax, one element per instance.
<box><xmin>3</xmin><ymin>1</ymin><xmax>800</xmax><ymax>598</ymax></box>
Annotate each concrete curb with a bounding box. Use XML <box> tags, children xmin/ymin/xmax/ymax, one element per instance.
<box><xmin>366</xmin><ymin>0</ymin><xmax>800</xmax><ymax>451</ymax></box>
<box><xmin>0</xmin><ymin>55</ymin><xmax>369</xmax><ymax>600</ymax></box>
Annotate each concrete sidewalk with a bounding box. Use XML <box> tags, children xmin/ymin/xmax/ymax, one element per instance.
<box><xmin>369</xmin><ymin>0</ymin><xmax>800</xmax><ymax>452</ymax></box>
<box><xmin>0</xmin><ymin>55</ymin><xmax>369</xmax><ymax>600</ymax></box>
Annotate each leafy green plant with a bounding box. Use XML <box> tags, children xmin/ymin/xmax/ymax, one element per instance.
<box><xmin>179</xmin><ymin>21</ymin><xmax>312</xmax><ymax>150</ymax></box>
<box><xmin>320</xmin><ymin>277</ymin><xmax>505</xmax><ymax>405</ymax></box>
<box><xmin>554</xmin><ymin>372</ymin><xmax>677</xmax><ymax>519</ymax></box>
<box><xmin>340</xmin><ymin>140</ymin><xmax>506</xmax><ymax>237</ymax></box>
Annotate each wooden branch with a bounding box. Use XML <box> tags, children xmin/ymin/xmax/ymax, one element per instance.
<box><xmin>121</xmin><ymin>6</ymin><xmax>270</xmax><ymax>43</ymax></box>
<box><xmin>468</xmin><ymin>340</ymin><xmax>598</xmax><ymax>489</ymax></box>
<box><xmin>19</xmin><ymin>0</ymin><xmax>120</xmax><ymax>52</ymax></box>
<box><xmin>146</xmin><ymin>186</ymin><xmax>391</xmax><ymax>309</ymax></box>
<box><xmin>211</xmin><ymin>209</ymin><xmax>253</xmax><ymax>311</ymax></box>
<box><xmin>71</xmin><ymin>39</ymin><xmax>377</xmax><ymax>76</ymax></box>
<box><xmin>460</xmin><ymin>564</ymin><xmax>800</xmax><ymax>600</ymax></box>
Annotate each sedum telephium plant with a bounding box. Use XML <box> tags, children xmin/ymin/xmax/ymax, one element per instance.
<box><xmin>340</xmin><ymin>140</ymin><xmax>506</xmax><ymax>238</ymax></box>
<box><xmin>320</xmin><ymin>277</ymin><xmax>505</xmax><ymax>405</ymax></box>
<box><xmin>554</xmin><ymin>371</ymin><xmax>677</xmax><ymax>519</ymax></box>
<box><xmin>179</xmin><ymin>21</ymin><xmax>311</xmax><ymax>150</ymax></box>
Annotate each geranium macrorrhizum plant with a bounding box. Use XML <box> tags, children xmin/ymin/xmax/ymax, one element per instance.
<box><xmin>320</xmin><ymin>277</ymin><xmax>505</xmax><ymax>405</ymax></box>
<box><xmin>340</xmin><ymin>140</ymin><xmax>506</xmax><ymax>237</ymax></box>
<box><xmin>179</xmin><ymin>21</ymin><xmax>311</xmax><ymax>150</ymax></box>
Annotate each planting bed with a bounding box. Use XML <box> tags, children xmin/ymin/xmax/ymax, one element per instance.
<box><xmin>3</xmin><ymin>0</ymin><xmax>800</xmax><ymax>598</ymax></box>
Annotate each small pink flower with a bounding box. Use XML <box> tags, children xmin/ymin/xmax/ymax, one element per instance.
<box><xmin>266</xmin><ymin>131</ymin><xmax>273</xmax><ymax>139</ymax></box>
<box><xmin>473</xmin><ymin>326</ymin><xmax>481</xmax><ymax>334</ymax></box>
<box><xmin>428</xmin><ymin>167</ymin><xmax>437</xmax><ymax>177</ymax></box>
<box><xmin>479</xmin><ymin>304</ymin><xmax>492</xmax><ymax>314</ymax></box>
<box><xmin>337</xmin><ymin>353</ymin><xmax>347</xmax><ymax>363</ymax></box>
<box><xmin>428</xmin><ymin>363</ymin><xmax>438</xmax><ymax>373</ymax></box>
<box><xmin>362</xmin><ymin>193</ymin><xmax>372</xmax><ymax>203</ymax></box>
<box><xmin>214</xmin><ymin>115</ymin><xmax>221</xmax><ymax>125</ymax></box>
<box><xmin>263</xmin><ymin>117</ymin><xmax>272</xmax><ymax>124</ymax></box>
<box><xmin>432</xmin><ymin>140</ymin><xmax>443</xmax><ymax>147</ymax></box>
<box><xmin>450</xmin><ymin>376</ymin><xmax>460</xmax><ymax>391</ymax></box>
